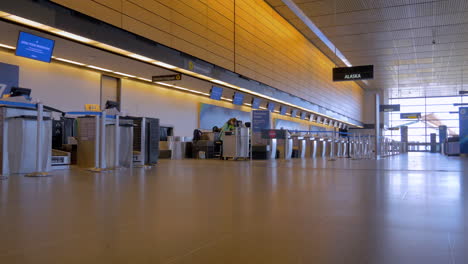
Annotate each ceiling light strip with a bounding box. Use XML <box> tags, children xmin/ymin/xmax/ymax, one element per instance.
<box><xmin>0</xmin><ymin>11</ymin><xmax>360</xmax><ymax>127</ymax></box>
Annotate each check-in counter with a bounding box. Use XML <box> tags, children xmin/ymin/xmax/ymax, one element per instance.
<box><xmin>105</xmin><ymin>118</ymin><xmax>134</xmax><ymax>168</ymax></box>
<box><xmin>316</xmin><ymin>137</ymin><xmax>327</xmax><ymax>158</ymax></box>
<box><xmin>277</xmin><ymin>137</ymin><xmax>293</xmax><ymax>159</ymax></box>
<box><xmin>0</xmin><ymin>105</ymin><xmax>52</xmax><ymax>175</ymax></box>
<box><xmin>291</xmin><ymin>134</ymin><xmax>306</xmax><ymax>158</ymax></box>
<box><xmin>305</xmin><ymin>135</ymin><xmax>317</xmax><ymax>158</ymax></box>
<box><xmin>324</xmin><ymin>137</ymin><xmax>334</xmax><ymax>157</ymax></box>
<box><xmin>336</xmin><ymin>138</ymin><xmax>347</xmax><ymax>157</ymax></box>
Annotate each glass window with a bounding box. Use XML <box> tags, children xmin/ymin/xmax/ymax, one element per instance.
<box><xmin>388</xmin><ymin>95</ymin><xmax>463</xmax><ymax>150</ymax></box>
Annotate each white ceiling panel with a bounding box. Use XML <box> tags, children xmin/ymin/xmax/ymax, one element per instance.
<box><xmin>265</xmin><ymin>0</ymin><xmax>468</xmax><ymax>97</ymax></box>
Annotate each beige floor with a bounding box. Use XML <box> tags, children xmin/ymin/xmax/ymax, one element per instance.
<box><xmin>1</xmin><ymin>153</ymin><xmax>467</xmax><ymax>264</ymax></box>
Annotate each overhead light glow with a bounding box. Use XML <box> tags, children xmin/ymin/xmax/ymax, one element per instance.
<box><xmin>114</xmin><ymin>72</ymin><xmax>136</xmax><ymax>78</ymax></box>
<box><xmin>54</xmin><ymin>57</ymin><xmax>85</xmax><ymax>66</ymax></box>
<box><xmin>54</xmin><ymin>31</ymin><xmax>92</xmax><ymax>43</ymax></box>
<box><xmin>153</xmin><ymin>61</ymin><xmax>177</xmax><ymax>69</ymax></box>
<box><xmin>87</xmin><ymin>65</ymin><xmax>113</xmax><ymax>72</ymax></box>
<box><xmin>0</xmin><ymin>43</ymin><xmax>15</xmax><ymax>49</ymax></box>
<box><xmin>137</xmin><ymin>77</ymin><xmax>152</xmax><ymax>82</ymax></box>
<box><xmin>7</xmin><ymin>15</ymin><xmax>49</xmax><ymax>29</ymax></box>
<box><xmin>129</xmin><ymin>53</ymin><xmax>153</xmax><ymax>62</ymax></box>
<box><xmin>0</xmin><ymin>11</ymin><xmax>361</xmax><ymax>127</ymax></box>
<box><xmin>155</xmin><ymin>82</ymin><xmax>173</xmax><ymax>87</ymax></box>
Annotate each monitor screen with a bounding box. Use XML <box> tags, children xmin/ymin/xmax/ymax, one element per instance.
<box><xmin>16</xmin><ymin>32</ymin><xmax>55</xmax><ymax>63</ymax></box>
<box><xmin>280</xmin><ymin>106</ymin><xmax>287</xmax><ymax>115</ymax></box>
<box><xmin>232</xmin><ymin>92</ymin><xmax>244</xmax><ymax>105</ymax></box>
<box><xmin>210</xmin><ymin>86</ymin><xmax>223</xmax><ymax>100</ymax></box>
<box><xmin>291</xmin><ymin>109</ymin><xmax>297</xmax><ymax>117</ymax></box>
<box><xmin>267</xmin><ymin>102</ymin><xmax>275</xmax><ymax>112</ymax></box>
<box><xmin>252</xmin><ymin>98</ymin><xmax>261</xmax><ymax>109</ymax></box>
<box><xmin>300</xmin><ymin>111</ymin><xmax>307</xmax><ymax>120</ymax></box>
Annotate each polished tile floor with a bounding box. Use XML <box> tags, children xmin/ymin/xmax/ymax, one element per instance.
<box><xmin>1</xmin><ymin>153</ymin><xmax>467</xmax><ymax>264</ymax></box>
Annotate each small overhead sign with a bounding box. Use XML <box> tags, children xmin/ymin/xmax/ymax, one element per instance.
<box><xmin>380</xmin><ymin>104</ymin><xmax>400</xmax><ymax>112</ymax></box>
<box><xmin>333</xmin><ymin>65</ymin><xmax>374</xmax><ymax>82</ymax></box>
<box><xmin>152</xmin><ymin>74</ymin><xmax>182</xmax><ymax>82</ymax></box>
<box><xmin>400</xmin><ymin>113</ymin><xmax>421</xmax><ymax>119</ymax></box>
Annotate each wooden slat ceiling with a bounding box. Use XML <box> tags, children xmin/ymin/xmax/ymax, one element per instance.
<box><xmin>265</xmin><ymin>0</ymin><xmax>468</xmax><ymax>98</ymax></box>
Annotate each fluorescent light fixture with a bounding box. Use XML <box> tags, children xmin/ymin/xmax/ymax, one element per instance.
<box><xmin>155</xmin><ymin>82</ymin><xmax>173</xmax><ymax>87</ymax></box>
<box><xmin>114</xmin><ymin>72</ymin><xmax>136</xmax><ymax>78</ymax></box>
<box><xmin>259</xmin><ymin>106</ymin><xmax>267</xmax><ymax>110</ymax></box>
<box><xmin>244</xmin><ymin>103</ymin><xmax>252</xmax><ymax>106</ymax></box>
<box><xmin>54</xmin><ymin>57</ymin><xmax>85</xmax><ymax>66</ymax></box>
<box><xmin>7</xmin><ymin>15</ymin><xmax>48</xmax><ymax>29</ymax></box>
<box><xmin>279</xmin><ymin>0</ymin><xmax>351</xmax><ymax>67</ymax></box>
<box><xmin>153</xmin><ymin>61</ymin><xmax>177</xmax><ymax>69</ymax></box>
<box><xmin>95</xmin><ymin>43</ymin><xmax>129</xmax><ymax>55</ymax></box>
<box><xmin>54</xmin><ymin>31</ymin><xmax>92</xmax><ymax>43</ymax></box>
<box><xmin>129</xmin><ymin>53</ymin><xmax>153</xmax><ymax>62</ymax></box>
<box><xmin>0</xmin><ymin>43</ymin><xmax>15</xmax><ymax>49</ymax></box>
<box><xmin>221</xmin><ymin>97</ymin><xmax>233</xmax><ymax>102</ymax></box>
<box><xmin>137</xmin><ymin>77</ymin><xmax>152</xmax><ymax>82</ymax></box>
<box><xmin>87</xmin><ymin>65</ymin><xmax>113</xmax><ymax>72</ymax></box>
<box><xmin>0</xmin><ymin>12</ymin><xmax>361</xmax><ymax>127</ymax></box>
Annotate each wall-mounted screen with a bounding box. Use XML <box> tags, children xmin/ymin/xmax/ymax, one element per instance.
<box><xmin>280</xmin><ymin>106</ymin><xmax>287</xmax><ymax>115</ymax></box>
<box><xmin>210</xmin><ymin>86</ymin><xmax>223</xmax><ymax>100</ymax></box>
<box><xmin>300</xmin><ymin>112</ymin><xmax>307</xmax><ymax>120</ymax></box>
<box><xmin>252</xmin><ymin>98</ymin><xmax>261</xmax><ymax>109</ymax></box>
<box><xmin>232</xmin><ymin>92</ymin><xmax>244</xmax><ymax>105</ymax></box>
<box><xmin>291</xmin><ymin>109</ymin><xmax>297</xmax><ymax>117</ymax></box>
<box><xmin>16</xmin><ymin>32</ymin><xmax>55</xmax><ymax>63</ymax></box>
<box><xmin>267</xmin><ymin>102</ymin><xmax>275</xmax><ymax>112</ymax></box>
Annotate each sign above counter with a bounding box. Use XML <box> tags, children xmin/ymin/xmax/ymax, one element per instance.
<box><xmin>333</xmin><ymin>65</ymin><xmax>374</xmax><ymax>82</ymax></box>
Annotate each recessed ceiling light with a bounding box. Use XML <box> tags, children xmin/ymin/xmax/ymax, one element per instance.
<box><xmin>153</xmin><ymin>61</ymin><xmax>177</xmax><ymax>69</ymax></box>
<box><xmin>129</xmin><ymin>54</ymin><xmax>153</xmax><ymax>62</ymax></box>
<box><xmin>0</xmin><ymin>43</ymin><xmax>15</xmax><ymax>49</ymax></box>
<box><xmin>87</xmin><ymin>65</ymin><xmax>112</xmax><ymax>72</ymax></box>
<box><xmin>55</xmin><ymin>31</ymin><xmax>93</xmax><ymax>43</ymax></box>
<box><xmin>54</xmin><ymin>57</ymin><xmax>85</xmax><ymax>66</ymax></box>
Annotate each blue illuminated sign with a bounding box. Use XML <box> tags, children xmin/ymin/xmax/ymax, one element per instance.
<box><xmin>16</xmin><ymin>32</ymin><xmax>55</xmax><ymax>63</ymax></box>
<box><xmin>267</xmin><ymin>102</ymin><xmax>275</xmax><ymax>112</ymax></box>
<box><xmin>300</xmin><ymin>111</ymin><xmax>306</xmax><ymax>120</ymax></box>
<box><xmin>232</xmin><ymin>92</ymin><xmax>244</xmax><ymax>105</ymax></box>
<box><xmin>280</xmin><ymin>106</ymin><xmax>287</xmax><ymax>115</ymax></box>
<box><xmin>210</xmin><ymin>86</ymin><xmax>223</xmax><ymax>100</ymax></box>
<box><xmin>291</xmin><ymin>109</ymin><xmax>297</xmax><ymax>117</ymax></box>
<box><xmin>252</xmin><ymin>110</ymin><xmax>271</xmax><ymax>132</ymax></box>
<box><xmin>460</xmin><ymin>107</ymin><xmax>468</xmax><ymax>154</ymax></box>
<box><xmin>252</xmin><ymin>98</ymin><xmax>261</xmax><ymax>109</ymax></box>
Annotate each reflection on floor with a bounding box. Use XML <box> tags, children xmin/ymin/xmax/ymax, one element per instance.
<box><xmin>1</xmin><ymin>153</ymin><xmax>467</xmax><ymax>264</ymax></box>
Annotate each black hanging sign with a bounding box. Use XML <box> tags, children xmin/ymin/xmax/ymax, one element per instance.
<box><xmin>400</xmin><ymin>113</ymin><xmax>421</xmax><ymax>119</ymax></box>
<box><xmin>380</xmin><ymin>104</ymin><xmax>400</xmax><ymax>112</ymax></box>
<box><xmin>333</xmin><ymin>65</ymin><xmax>374</xmax><ymax>82</ymax></box>
<box><xmin>152</xmin><ymin>74</ymin><xmax>182</xmax><ymax>82</ymax></box>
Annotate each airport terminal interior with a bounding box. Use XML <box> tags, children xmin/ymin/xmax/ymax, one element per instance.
<box><xmin>0</xmin><ymin>0</ymin><xmax>468</xmax><ymax>263</ymax></box>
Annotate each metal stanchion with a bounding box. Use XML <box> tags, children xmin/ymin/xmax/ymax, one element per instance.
<box><xmin>26</xmin><ymin>103</ymin><xmax>51</xmax><ymax>177</ymax></box>
<box><xmin>100</xmin><ymin>110</ymin><xmax>107</xmax><ymax>171</ymax></box>
<box><xmin>114</xmin><ymin>115</ymin><xmax>120</xmax><ymax>169</ymax></box>
<box><xmin>328</xmin><ymin>131</ymin><xmax>336</xmax><ymax>161</ymax></box>
<box><xmin>88</xmin><ymin>114</ymin><xmax>104</xmax><ymax>172</ymax></box>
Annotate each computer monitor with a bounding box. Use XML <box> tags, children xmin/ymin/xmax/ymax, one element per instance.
<box><xmin>10</xmin><ymin>87</ymin><xmax>32</xmax><ymax>98</ymax></box>
<box><xmin>105</xmin><ymin>100</ymin><xmax>120</xmax><ymax>110</ymax></box>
